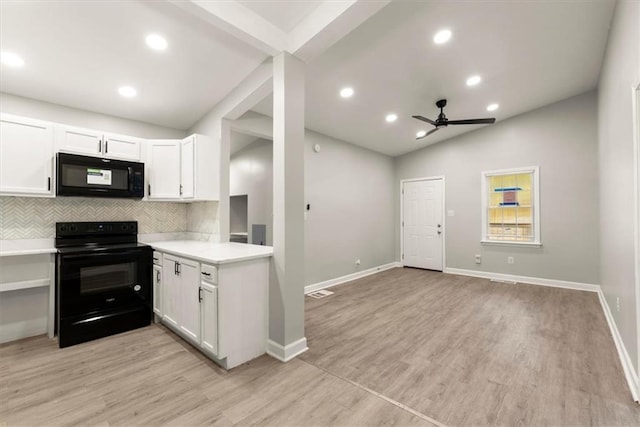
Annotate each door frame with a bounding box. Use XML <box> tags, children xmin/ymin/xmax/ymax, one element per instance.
<box><xmin>633</xmin><ymin>82</ymin><xmax>640</xmax><ymax>374</ymax></box>
<box><xmin>400</xmin><ymin>176</ymin><xmax>446</xmax><ymax>270</ymax></box>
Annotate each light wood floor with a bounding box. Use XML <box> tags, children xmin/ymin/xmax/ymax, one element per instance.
<box><xmin>302</xmin><ymin>268</ymin><xmax>640</xmax><ymax>426</ymax></box>
<box><xmin>1</xmin><ymin>267</ymin><xmax>639</xmax><ymax>426</ymax></box>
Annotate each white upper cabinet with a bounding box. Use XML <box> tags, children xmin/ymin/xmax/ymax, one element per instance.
<box><xmin>55</xmin><ymin>125</ymin><xmax>141</xmax><ymax>161</ymax></box>
<box><xmin>147</xmin><ymin>140</ymin><xmax>181</xmax><ymax>199</ymax></box>
<box><xmin>103</xmin><ymin>132</ymin><xmax>141</xmax><ymax>161</ymax></box>
<box><xmin>147</xmin><ymin>134</ymin><xmax>219</xmax><ymax>202</ymax></box>
<box><xmin>0</xmin><ymin>113</ymin><xmax>55</xmax><ymax>197</ymax></box>
<box><xmin>180</xmin><ymin>136</ymin><xmax>195</xmax><ymax>199</ymax></box>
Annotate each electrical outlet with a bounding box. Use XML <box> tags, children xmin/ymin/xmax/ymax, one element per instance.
<box><xmin>355</xmin><ymin>259</ymin><xmax>361</xmax><ymax>266</ymax></box>
<box><xmin>616</xmin><ymin>297</ymin><xmax>620</xmax><ymax>312</ymax></box>
<box><xmin>475</xmin><ymin>254</ymin><xmax>481</xmax><ymax>264</ymax></box>
<box><xmin>507</xmin><ymin>256</ymin><xmax>515</xmax><ymax>265</ymax></box>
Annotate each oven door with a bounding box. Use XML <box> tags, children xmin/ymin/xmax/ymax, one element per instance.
<box><xmin>57</xmin><ymin>247</ymin><xmax>152</xmax><ymax>317</ymax></box>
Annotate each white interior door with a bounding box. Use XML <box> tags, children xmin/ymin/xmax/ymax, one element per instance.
<box><xmin>402</xmin><ymin>178</ymin><xmax>444</xmax><ymax>271</ymax></box>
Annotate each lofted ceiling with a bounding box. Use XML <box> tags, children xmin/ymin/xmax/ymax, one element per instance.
<box><xmin>0</xmin><ymin>1</ymin><xmax>616</xmax><ymax>157</ymax></box>
<box><xmin>252</xmin><ymin>0</ymin><xmax>615</xmax><ymax>157</ymax></box>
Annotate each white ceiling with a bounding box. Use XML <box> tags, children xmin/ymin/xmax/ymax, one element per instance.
<box><xmin>252</xmin><ymin>1</ymin><xmax>615</xmax><ymax>156</ymax></box>
<box><xmin>0</xmin><ymin>1</ymin><xmax>616</xmax><ymax>157</ymax></box>
<box><xmin>236</xmin><ymin>0</ymin><xmax>324</xmax><ymax>33</ymax></box>
<box><xmin>0</xmin><ymin>0</ymin><xmax>268</xmax><ymax>130</ymax></box>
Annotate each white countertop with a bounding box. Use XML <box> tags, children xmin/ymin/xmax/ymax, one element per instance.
<box><xmin>0</xmin><ymin>239</ymin><xmax>56</xmax><ymax>257</ymax></box>
<box><xmin>143</xmin><ymin>240</ymin><xmax>273</xmax><ymax>265</ymax></box>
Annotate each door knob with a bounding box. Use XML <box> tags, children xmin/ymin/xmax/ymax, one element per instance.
<box><xmin>437</xmin><ymin>230</ymin><xmax>442</xmax><ymax>235</ymax></box>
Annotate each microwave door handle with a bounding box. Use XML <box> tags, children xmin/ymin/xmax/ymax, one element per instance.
<box><xmin>128</xmin><ymin>167</ymin><xmax>133</xmax><ymax>191</ymax></box>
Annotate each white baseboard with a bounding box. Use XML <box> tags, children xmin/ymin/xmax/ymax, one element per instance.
<box><xmin>0</xmin><ymin>319</ymin><xmax>47</xmax><ymax>344</ymax></box>
<box><xmin>267</xmin><ymin>337</ymin><xmax>308</xmax><ymax>362</ymax></box>
<box><xmin>305</xmin><ymin>262</ymin><xmax>401</xmax><ymax>294</ymax></box>
<box><xmin>597</xmin><ymin>290</ymin><xmax>640</xmax><ymax>402</ymax></box>
<box><xmin>444</xmin><ymin>267</ymin><xmax>600</xmax><ymax>293</ymax></box>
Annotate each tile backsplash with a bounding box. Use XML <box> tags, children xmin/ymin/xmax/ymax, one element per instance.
<box><xmin>0</xmin><ymin>197</ymin><xmax>188</xmax><ymax>239</ymax></box>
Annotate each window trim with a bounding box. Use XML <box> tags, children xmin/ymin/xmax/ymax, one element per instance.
<box><xmin>481</xmin><ymin>166</ymin><xmax>541</xmax><ymax>247</ymax></box>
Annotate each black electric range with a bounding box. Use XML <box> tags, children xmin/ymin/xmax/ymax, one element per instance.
<box><xmin>55</xmin><ymin>221</ymin><xmax>152</xmax><ymax>348</ymax></box>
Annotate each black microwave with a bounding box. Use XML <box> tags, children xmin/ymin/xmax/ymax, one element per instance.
<box><xmin>56</xmin><ymin>153</ymin><xmax>145</xmax><ymax>199</ymax></box>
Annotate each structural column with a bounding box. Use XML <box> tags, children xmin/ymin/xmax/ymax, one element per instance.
<box><xmin>269</xmin><ymin>52</ymin><xmax>306</xmax><ymax>360</ymax></box>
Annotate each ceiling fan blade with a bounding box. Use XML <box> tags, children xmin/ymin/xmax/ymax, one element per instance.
<box><xmin>447</xmin><ymin>118</ymin><xmax>496</xmax><ymax>125</ymax></box>
<box><xmin>416</xmin><ymin>127</ymin><xmax>440</xmax><ymax>140</ymax></box>
<box><xmin>412</xmin><ymin>115</ymin><xmax>436</xmax><ymax>125</ymax></box>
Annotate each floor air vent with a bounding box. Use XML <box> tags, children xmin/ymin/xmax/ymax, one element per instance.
<box><xmin>307</xmin><ymin>290</ymin><xmax>335</xmax><ymax>299</ymax></box>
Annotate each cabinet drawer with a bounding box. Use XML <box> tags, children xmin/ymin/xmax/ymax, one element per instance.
<box><xmin>200</xmin><ymin>264</ymin><xmax>217</xmax><ymax>284</ymax></box>
<box><xmin>152</xmin><ymin>251</ymin><xmax>162</xmax><ymax>265</ymax></box>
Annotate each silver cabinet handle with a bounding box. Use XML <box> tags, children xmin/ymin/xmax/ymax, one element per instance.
<box><xmin>105</xmin><ymin>140</ymin><xmax>108</xmax><ymax>153</ymax></box>
<box><xmin>98</xmin><ymin>139</ymin><xmax>102</xmax><ymax>153</ymax></box>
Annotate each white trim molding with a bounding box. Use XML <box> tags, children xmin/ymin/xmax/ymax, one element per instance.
<box><xmin>597</xmin><ymin>290</ymin><xmax>640</xmax><ymax>402</ymax></box>
<box><xmin>633</xmin><ymin>82</ymin><xmax>640</xmax><ymax>380</ymax></box>
<box><xmin>481</xmin><ymin>165</ymin><xmax>541</xmax><ymax>246</ymax></box>
<box><xmin>267</xmin><ymin>337</ymin><xmax>308</xmax><ymax>362</ymax></box>
<box><xmin>304</xmin><ymin>262</ymin><xmax>400</xmax><ymax>294</ymax></box>
<box><xmin>444</xmin><ymin>267</ymin><xmax>599</xmax><ymax>293</ymax></box>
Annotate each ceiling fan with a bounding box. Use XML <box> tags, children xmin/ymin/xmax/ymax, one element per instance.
<box><xmin>412</xmin><ymin>99</ymin><xmax>496</xmax><ymax>139</ymax></box>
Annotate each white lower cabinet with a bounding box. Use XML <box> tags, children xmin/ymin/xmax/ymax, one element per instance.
<box><xmin>154</xmin><ymin>250</ymin><xmax>268</xmax><ymax>369</ymax></box>
<box><xmin>161</xmin><ymin>254</ymin><xmax>200</xmax><ymax>344</ymax></box>
<box><xmin>177</xmin><ymin>258</ymin><xmax>200</xmax><ymax>343</ymax></box>
<box><xmin>152</xmin><ymin>264</ymin><xmax>162</xmax><ymax>317</ymax></box>
<box><xmin>200</xmin><ymin>282</ymin><xmax>218</xmax><ymax>356</ymax></box>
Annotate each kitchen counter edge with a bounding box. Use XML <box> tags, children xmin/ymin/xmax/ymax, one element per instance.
<box><xmin>143</xmin><ymin>241</ymin><xmax>273</xmax><ymax>265</ymax></box>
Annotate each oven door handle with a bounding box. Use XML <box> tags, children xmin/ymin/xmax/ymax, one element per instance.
<box><xmin>59</xmin><ymin>250</ymin><xmax>145</xmax><ymax>260</ymax></box>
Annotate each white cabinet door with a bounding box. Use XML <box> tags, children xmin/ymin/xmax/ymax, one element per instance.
<box><xmin>153</xmin><ymin>264</ymin><xmax>162</xmax><ymax>317</ymax></box>
<box><xmin>0</xmin><ymin>114</ymin><xmax>54</xmax><ymax>196</ymax></box>
<box><xmin>180</xmin><ymin>136</ymin><xmax>195</xmax><ymax>199</ymax></box>
<box><xmin>162</xmin><ymin>255</ymin><xmax>179</xmax><ymax>328</ymax></box>
<box><xmin>178</xmin><ymin>258</ymin><xmax>200</xmax><ymax>343</ymax></box>
<box><xmin>104</xmin><ymin>133</ymin><xmax>140</xmax><ymax>161</ymax></box>
<box><xmin>55</xmin><ymin>125</ymin><xmax>102</xmax><ymax>157</ymax></box>
<box><xmin>148</xmin><ymin>140</ymin><xmax>180</xmax><ymax>199</ymax></box>
<box><xmin>200</xmin><ymin>282</ymin><xmax>218</xmax><ymax>356</ymax></box>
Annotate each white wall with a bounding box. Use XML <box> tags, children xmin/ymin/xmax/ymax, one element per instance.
<box><xmin>598</xmin><ymin>0</ymin><xmax>640</xmax><ymax>373</ymax></box>
<box><xmin>230</xmin><ymin>138</ymin><xmax>273</xmax><ymax>245</ymax></box>
<box><xmin>228</xmin><ymin>112</ymin><xmax>397</xmax><ymax>286</ymax></box>
<box><xmin>395</xmin><ymin>91</ymin><xmax>600</xmax><ymax>285</ymax></box>
<box><xmin>305</xmin><ymin>130</ymin><xmax>395</xmax><ymax>285</ymax></box>
<box><xmin>0</xmin><ymin>92</ymin><xmax>186</xmax><ymax>139</ymax></box>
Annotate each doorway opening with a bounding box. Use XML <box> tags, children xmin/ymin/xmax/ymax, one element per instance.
<box><xmin>229</xmin><ymin>129</ymin><xmax>273</xmax><ymax>246</ymax></box>
<box><xmin>401</xmin><ymin>176</ymin><xmax>445</xmax><ymax>271</ymax></box>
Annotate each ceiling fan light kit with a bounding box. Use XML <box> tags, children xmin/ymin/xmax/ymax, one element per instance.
<box><xmin>412</xmin><ymin>99</ymin><xmax>496</xmax><ymax>140</ymax></box>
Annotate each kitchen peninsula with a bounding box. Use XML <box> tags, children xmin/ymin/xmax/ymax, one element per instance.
<box><xmin>143</xmin><ymin>240</ymin><xmax>272</xmax><ymax>369</ymax></box>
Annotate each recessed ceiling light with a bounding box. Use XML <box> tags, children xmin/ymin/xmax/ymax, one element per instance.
<box><xmin>386</xmin><ymin>113</ymin><xmax>398</xmax><ymax>123</ymax></box>
<box><xmin>118</xmin><ymin>86</ymin><xmax>137</xmax><ymax>98</ymax></box>
<box><xmin>416</xmin><ymin>130</ymin><xmax>427</xmax><ymax>138</ymax></box>
<box><xmin>146</xmin><ymin>34</ymin><xmax>167</xmax><ymax>51</ymax></box>
<box><xmin>487</xmin><ymin>103</ymin><xmax>499</xmax><ymax>112</ymax></box>
<box><xmin>433</xmin><ymin>29</ymin><xmax>452</xmax><ymax>45</ymax></box>
<box><xmin>340</xmin><ymin>87</ymin><xmax>354</xmax><ymax>98</ymax></box>
<box><xmin>466</xmin><ymin>75</ymin><xmax>482</xmax><ymax>86</ymax></box>
<box><xmin>1</xmin><ymin>51</ymin><xmax>24</xmax><ymax>67</ymax></box>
